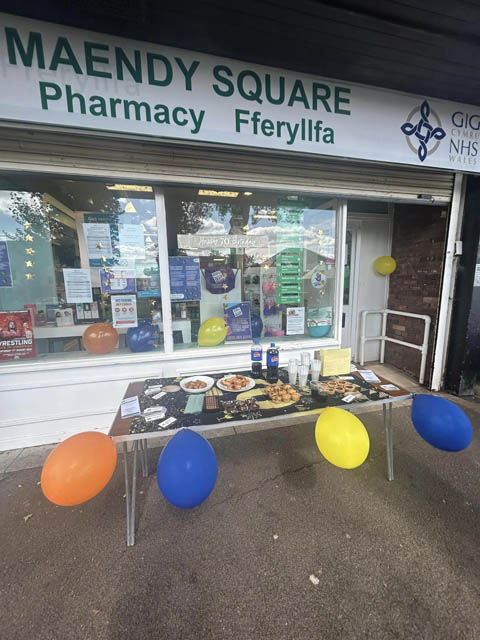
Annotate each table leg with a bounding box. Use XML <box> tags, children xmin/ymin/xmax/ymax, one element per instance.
<box><xmin>140</xmin><ymin>439</ymin><xmax>148</xmax><ymax>478</ymax></box>
<box><xmin>123</xmin><ymin>441</ymin><xmax>139</xmax><ymax>547</ymax></box>
<box><xmin>383</xmin><ymin>402</ymin><xmax>394</xmax><ymax>481</ymax></box>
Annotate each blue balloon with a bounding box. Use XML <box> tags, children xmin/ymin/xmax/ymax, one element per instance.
<box><xmin>251</xmin><ymin>313</ymin><xmax>263</xmax><ymax>338</ymax></box>
<box><xmin>157</xmin><ymin>429</ymin><xmax>218</xmax><ymax>508</ymax></box>
<box><xmin>127</xmin><ymin>321</ymin><xmax>155</xmax><ymax>352</ymax></box>
<box><xmin>411</xmin><ymin>394</ymin><xmax>473</xmax><ymax>452</ymax></box>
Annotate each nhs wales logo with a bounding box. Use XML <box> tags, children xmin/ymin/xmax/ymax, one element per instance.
<box><xmin>401</xmin><ymin>100</ymin><xmax>446</xmax><ymax>162</ymax></box>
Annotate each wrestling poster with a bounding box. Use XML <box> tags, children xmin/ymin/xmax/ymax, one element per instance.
<box><xmin>0</xmin><ymin>311</ymin><xmax>36</xmax><ymax>360</ymax></box>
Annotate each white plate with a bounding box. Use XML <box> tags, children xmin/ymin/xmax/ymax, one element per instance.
<box><xmin>217</xmin><ymin>375</ymin><xmax>256</xmax><ymax>393</ymax></box>
<box><xmin>180</xmin><ymin>375</ymin><xmax>215</xmax><ymax>394</ymax></box>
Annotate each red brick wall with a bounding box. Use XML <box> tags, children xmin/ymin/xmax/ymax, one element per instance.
<box><xmin>384</xmin><ymin>204</ymin><xmax>447</xmax><ymax>385</ymax></box>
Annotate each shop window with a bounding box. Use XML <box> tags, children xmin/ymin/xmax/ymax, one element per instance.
<box><xmin>164</xmin><ymin>187</ymin><xmax>338</xmax><ymax>350</ymax></box>
<box><xmin>0</xmin><ymin>176</ymin><xmax>162</xmax><ymax>363</ymax></box>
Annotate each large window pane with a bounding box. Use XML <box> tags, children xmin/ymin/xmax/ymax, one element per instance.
<box><xmin>164</xmin><ymin>187</ymin><xmax>337</xmax><ymax>351</ymax></box>
<box><xmin>0</xmin><ymin>176</ymin><xmax>162</xmax><ymax>363</ymax></box>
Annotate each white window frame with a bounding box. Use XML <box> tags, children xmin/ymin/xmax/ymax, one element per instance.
<box><xmin>0</xmin><ymin>181</ymin><xmax>346</xmax><ymax>374</ymax></box>
<box><xmin>154</xmin><ymin>186</ymin><xmax>347</xmax><ymax>359</ymax></box>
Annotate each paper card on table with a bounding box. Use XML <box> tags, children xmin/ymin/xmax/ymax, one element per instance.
<box><xmin>63</xmin><ymin>268</ymin><xmax>93</xmax><ymax>303</ymax></box>
<box><xmin>358</xmin><ymin>369</ymin><xmax>381</xmax><ymax>383</ymax></box>
<box><xmin>315</xmin><ymin>347</ymin><xmax>351</xmax><ymax>376</ymax></box>
<box><xmin>120</xmin><ymin>396</ymin><xmax>140</xmax><ymax>418</ymax></box>
<box><xmin>380</xmin><ymin>384</ymin><xmax>400</xmax><ymax>391</ymax></box>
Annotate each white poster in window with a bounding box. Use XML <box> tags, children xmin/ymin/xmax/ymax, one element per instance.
<box><xmin>111</xmin><ymin>295</ymin><xmax>138</xmax><ymax>328</ymax></box>
<box><xmin>83</xmin><ymin>223</ymin><xmax>113</xmax><ymax>260</ymax></box>
<box><xmin>63</xmin><ymin>269</ymin><xmax>93</xmax><ymax>303</ymax></box>
<box><xmin>118</xmin><ymin>224</ymin><xmax>146</xmax><ymax>259</ymax></box>
<box><xmin>286</xmin><ymin>306</ymin><xmax>305</xmax><ymax>335</ymax></box>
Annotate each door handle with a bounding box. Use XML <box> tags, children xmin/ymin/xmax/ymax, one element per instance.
<box><xmin>342</xmin><ymin>312</ymin><xmax>346</xmax><ymax>328</ymax></box>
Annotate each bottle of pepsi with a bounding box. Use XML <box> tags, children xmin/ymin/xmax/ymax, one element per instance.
<box><xmin>251</xmin><ymin>339</ymin><xmax>263</xmax><ymax>376</ymax></box>
<box><xmin>266</xmin><ymin>343</ymin><xmax>279</xmax><ymax>382</ymax></box>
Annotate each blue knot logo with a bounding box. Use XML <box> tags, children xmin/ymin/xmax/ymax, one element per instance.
<box><xmin>401</xmin><ymin>100</ymin><xmax>446</xmax><ymax>162</ymax></box>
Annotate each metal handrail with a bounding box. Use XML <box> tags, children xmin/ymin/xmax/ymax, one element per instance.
<box><xmin>359</xmin><ymin>309</ymin><xmax>431</xmax><ymax>384</ymax></box>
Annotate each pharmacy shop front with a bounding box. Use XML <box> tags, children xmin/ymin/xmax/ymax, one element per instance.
<box><xmin>0</xmin><ymin>14</ymin><xmax>466</xmax><ymax>449</ymax></box>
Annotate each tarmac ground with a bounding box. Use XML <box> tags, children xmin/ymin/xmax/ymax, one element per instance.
<box><xmin>1</xmin><ymin>398</ymin><xmax>479</xmax><ymax>640</ymax></box>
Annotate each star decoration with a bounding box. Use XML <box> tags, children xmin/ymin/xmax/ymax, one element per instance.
<box><xmin>26</xmin><ymin>248</ymin><xmax>35</xmax><ymax>255</ymax></box>
<box><xmin>101</xmin><ymin>256</ymin><xmax>107</xmax><ymax>263</ymax></box>
<box><xmin>25</xmin><ymin>260</ymin><xmax>34</xmax><ymax>267</ymax></box>
<box><xmin>25</xmin><ymin>234</ymin><xmax>34</xmax><ymax>242</ymax></box>
<box><xmin>24</xmin><ymin>222</ymin><xmax>32</xmax><ymax>229</ymax></box>
<box><xmin>96</xmin><ymin>242</ymin><xmax>103</xmax><ymax>249</ymax></box>
<box><xmin>25</xmin><ymin>273</ymin><xmax>35</xmax><ymax>279</ymax></box>
<box><xmin>222</xmin><ymin>283</ymin><xmax>228</xmax><ymax>290</ymax></box>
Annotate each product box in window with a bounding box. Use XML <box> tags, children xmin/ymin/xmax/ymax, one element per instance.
<box><xmin>75</xmin><ymin>302</ymin><xmax>100</xmax><ymax>324</ymax></box>
<box><xmin>55</xmin><ymin>308</ymin><xmax>75</xmax><ymax>327</ymax></box>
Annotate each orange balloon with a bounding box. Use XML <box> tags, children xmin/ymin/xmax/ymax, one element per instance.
<box><xmin>41</xmin><ymin>432</ymin><xmax>117</xmax><ymax>506</ymax></box>
<box><xmin>82</xmin><ymin>322</ymin><xmax>118</xmax><ymax>355</ymax></box>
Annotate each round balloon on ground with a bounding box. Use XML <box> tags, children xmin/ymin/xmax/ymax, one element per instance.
<box><xmin>315</xmin><ymin>407</ymin><xmax>370</xmax><ymax>469</ymax></box>
<box><xmin>82</xmin><ymin>323</ymin><xmax>118</xmax><ymax>354</ymax></box>
<box><xmin>411</xmin><ymin>394</ymin><xmax>473</xmax><ymax>452</ymax></box>
<box><xmin>198</xmin><ymin>317</ymin><xmax>227</xmax><ymax>347</ymax></box>
<box><xmin>127</xmin><ymin>321</ymin><xmax>156</xmax><ymax>352</ymax></box>
<box><xmin>157</xmin><ymin>429</ymin><xmax>218</xmax><ymax>508</ymax></box>
<box><xmin>374</xmin><ymin>256</ymin><xmax>397</xmax><ymax>275</ymax></box>
<box><xmin>41</xmin><ymin>432</ymin><xmax>117</xmax><ymax>506</ymax></box>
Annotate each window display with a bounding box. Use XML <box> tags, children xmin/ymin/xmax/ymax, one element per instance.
<box><xmin>164</xmin><ymin>186</ymin><xmax>338</xmax><ymax>351</ymax></box>
<box><xmin>0</xmin><ymin>176</ymin><xmax>162</xmax><ymax>363</ymax></box>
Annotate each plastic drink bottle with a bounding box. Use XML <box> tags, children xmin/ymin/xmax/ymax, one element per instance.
<box><xmin>266</xmin><ymin>343</ymin><xmax>279</xmax><ymax>382</ymax></box>
<box><xmin>251</xmin><ymin>339</ymin><xmax>263</xmax><ymax>376</ymax></box>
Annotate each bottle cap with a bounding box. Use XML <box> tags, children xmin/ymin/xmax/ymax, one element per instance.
<box><xmin>270</xmin><ymin>343</ymin><xmax>275</xmax><ymax>347</ymax></box>
<box><xmin>254</xmin><ymin>338</ymin><xmax>259</xmax><ymax>344</ymax></box>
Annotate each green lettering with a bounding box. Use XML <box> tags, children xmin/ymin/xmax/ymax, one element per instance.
<box><xmin>147</xmin><ymin>53</ymin><xmax>172</xmax><ymax>86</ymax></box>
<box><xmin>265</xmin><ymin>74</ymin><xmax>285</xmax><ymax>105</ymax></box>
<box><xmin>287</xmin><ymin>80</ymin><xmax>309</xmax><ymax>109</ymax></box>
<box><xmin>115</xmin><ymin>47</ymin><xmax>142</xmax><ymax>83</ymax></box>
<box><xmin>39</xmin><ymin>81</ymin><xmax>61</xmax><ymax>110</ymax></box>
<box><xmin>89</xmin><ymin>95</ymin><xmax>108</xmax><ymax>116</ymax></box>
<box><xmin>212</xmin><ymin>65</ymin><xmax>234</xmax><ymax>97</ymax></box>
<box><xmin>312</xmin><ymin>83</ymin><xmax>331</xmax><ymax>112</ymax></box>
<box><xmin>335</xmin><ymin>87</ymin><xmax>351</xmax><ymax>115</ymax></box>
<box><xmin>66</xmin><ymin>84</ymin><xmax>86</xmax><ymax>114</ymax></box>
<box><xmin>237</xmin><ymin>70</ymin><xmax>263</xmax><ymax>104</ymax></box>
<box><xmin>172</xmin><ymin>106</ymin><xmax>188</xmax><ymax>126</ymax></box>
<box><xmin>323</xmin><ymin>128</ymin><xmax>335</xmax><ymax>143</ymax></box>
<box><xmin>124</xmin><ymin>99</ymin><xmax>151</xmax><ymax>121</ymax></box>
<box><xmin>109</xmin><ymin>98</ymin><xmax>122</xmax><ymax>117</ymax></box>
<box><xmin>235</xmin><ymin>109</ymin><xmax>250</xmax><ymax>132</ymax></box>
<box><xmin>261</xmin><ymin>119</ymin><xmax>274</xmax><ymax>136</ymax></box>
<box><xmin>154</xmin><ymin>104</ymin><xmax>170</xmax><ymax>124</ymax></box>
<box><xmin>49</xmin><ymin>37</ymin><xmax>82</xmax><ymax>74</ymax></box>
<box><xmin>84</xmin><ymin>42</ymin><xmax>111</xmax><ymax>78</ymax></box>
<box><xmin>5</xmin><ymin>27</ymin><xmax>45</xmax><ymax>68</ymax></box>
<box><xmin>175</xmin><ymin>57</ymin><xmax>200</xmax><ymax>91</ymax></box>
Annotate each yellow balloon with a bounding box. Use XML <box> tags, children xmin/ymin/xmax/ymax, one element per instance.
<box><xmin>374</xmin><ymin>256</ymin><xmax>397</xmax><ymax>275</ymax></box>
<box><xmin>198</xmin><ymin>317</ymin><xmax>228</xmax><ymax>347</ymax></box>
<box><xmin>315</xmin><ymin>407</ymin><xmax>370</xmax><ymax>469</ymax></box>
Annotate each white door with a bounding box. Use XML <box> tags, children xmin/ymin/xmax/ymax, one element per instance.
<box><xmin>342</xmin><ymin>214</ymin><xmax>392</xmax><ymax>362</ymax></box>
